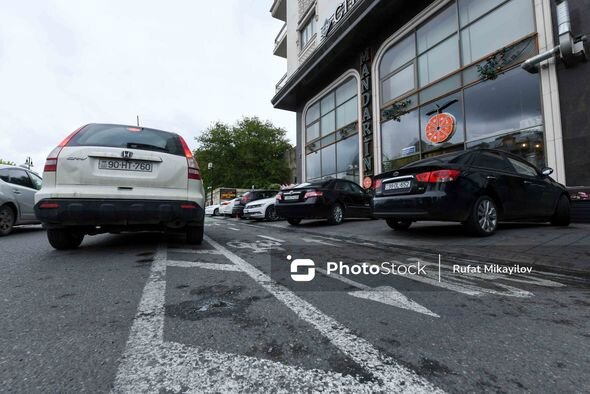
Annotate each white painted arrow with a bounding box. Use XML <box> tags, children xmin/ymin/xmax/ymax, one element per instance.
<box><xmin>315</xmin><ymin>268</ymin><xmax>439</xmax><ymax>318</ymax></box>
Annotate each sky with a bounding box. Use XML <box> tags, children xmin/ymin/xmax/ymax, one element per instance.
<box><xmin>0</xmin><ymin>0</ymin><xmax>294</xmax><ymax>171</ymax></box>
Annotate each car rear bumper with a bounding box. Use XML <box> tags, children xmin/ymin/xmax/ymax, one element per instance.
<box><xmin>275</xmin><ymin>201</ymin><xmax>330</xmax><ymax>219</ymax></box>
<box><xmin>35</xmin><ymin>198</ymin><xmax>204</xmax><ymax>228</ymax></box>
<box><xmin>371</xmin><ymin>191</ymin><xmax>470</xmax><ymax>222</ymax></box>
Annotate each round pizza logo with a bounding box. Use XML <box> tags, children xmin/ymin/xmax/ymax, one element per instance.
<box><xmin>425</xmin><ymin>113</ymin><xmax>456</xmax><ymax>144</ymax></box>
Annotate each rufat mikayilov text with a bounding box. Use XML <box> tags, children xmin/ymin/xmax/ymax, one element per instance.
<box><xmin>453</xmin><ymin>264</ymin><xmax>533</xmax><ymax>275</ymax></box>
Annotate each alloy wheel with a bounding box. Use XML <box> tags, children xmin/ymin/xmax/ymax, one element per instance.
<box><xmin>333</xmin><ymin>205</ymin><xmax>343</xmax><ymax>224</ymax></box>
<box><xmin>0</xmin><ymin>207</ymin><xmax>15</xmax><ymax>234</ymax></box>
<box><xmin>477</xmin><ymin>199</ymin><xmax>497</xmax><ymax>233</ymax></box>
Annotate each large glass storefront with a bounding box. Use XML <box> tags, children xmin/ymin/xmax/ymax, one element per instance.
<box><xmin>305</xmin><ymin>77</ymin><xmax>359</xmax><ymax>182</ymax></box>
<box><xmin>378</xmin><ymin>0</ymin><xmax>546</xmax><ymax>172</ymax></box>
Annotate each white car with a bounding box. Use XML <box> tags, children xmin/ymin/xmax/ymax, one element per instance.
<box><xmin>205</xmin><ymin>204</ymin><xmax>220</xmax><ymax>216</ymax></box>
<box><xmin>220</xmin><ymin>198</ymin><xmax>240</xmax><ymax>217</ymax></box>
<box><xmin>0</xmin><ymin>165</ymin><xmax>42</xmax><ymax>235</ymax></box>
<box><xmin>34</xmin><ymin>123</ymin><xmax>206</xmax><ymax>250</ymax></box>
<box><xmin>243</xmin><ymin>196</ymin><xmax>279</xmax><ymax>221</ymax></box>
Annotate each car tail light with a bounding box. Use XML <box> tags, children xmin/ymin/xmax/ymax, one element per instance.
<box><xmin>304</xmin><ymin>191</ymin><xmax>323</xmax><ymax>199</ymax></box>
<box><xmin>180</xmin><ymin>203</ymin><xmax>197</xmax><ymax>209</ymax></box>
<box><xmin>44</xmin><ymin>125</ymin><xmax>86</xmax><ymax>172</ymax></box>
<box><xmin>276</xmin><ymin>193</ymin><xmax>283</xmax><ymax>201</ymax></box>
<box><xmin>39</xmin><ymin>202</ymin><xmax>60</xmax><ymax>209</ymax></box>
<box><xmin>242</xmin><ymin>194</ymin><xmax>251</xmax><ymax>204</ymax></box>
<box><xmin>415</xmin><ymin>169</ymin><xmax>461</xmax><ymax>183</ymax></box>
<box><xmin>178</xmin><ymin>136</ymin><xmax>201</xmax><ymax>180</ymax></box>
<box><xmin>373</xmin><ymin>179</ymin><xmax>383</xmax><ymax>190</ymax></box>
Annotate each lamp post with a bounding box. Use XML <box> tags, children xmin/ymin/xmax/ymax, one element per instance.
<box><xmin>24</xmin><ymin>157</ymin><xmax>33</xmax><ymax>170</ymax></box>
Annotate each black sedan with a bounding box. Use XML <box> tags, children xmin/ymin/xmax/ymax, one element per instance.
<box><xmin>276</xmin><ymin>179</ymin><xmax>373</xmax><ymax>225</ymax></box>
<box><xmin>372</xmin><ymin>149</ymin><xmax>570</xmax><ymax>236</ymax></box>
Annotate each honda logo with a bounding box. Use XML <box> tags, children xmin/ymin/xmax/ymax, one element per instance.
<box><xmin>121</xmin><ymin>151</ymin><xmax>133</xmax><ymax>159</ymax></box>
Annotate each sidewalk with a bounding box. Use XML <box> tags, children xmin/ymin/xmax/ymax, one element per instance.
<box><xmin>261</xmin><ymin>218</ymin><xmax>590</xmax><ymax>276</ymax></box>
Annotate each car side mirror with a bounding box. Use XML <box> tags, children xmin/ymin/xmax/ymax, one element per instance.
<box><xmin>541</xmin><ymin>167</ymin><xmax>553</xmax><ymax>177</ymax></box>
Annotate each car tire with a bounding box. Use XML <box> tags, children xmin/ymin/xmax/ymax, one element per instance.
<box><xmin>265</xmin><ymin>206</ymin><xmax>278</xmax><ymax>221</ymax></box>
<box><xmin>386</xmin><ymin>218</ymin><xmax>412</xmax><ymax>231</ymax></box>
<box><xmin>47</xmin><ymin>229</ymin><xmax>85</xmax><ymax>250</ymax></box>
<box><xmin>550</xmin><ymin>194</ymin><xmax>571</xmax><ymax>226</ymax></box>
<box><xmin>464</xmin><ymin>196</ymin><xmax>498</xmax><ymax>236</ymax></box>
<box><xmin>213</xmin><ymin>208</ymin><xmax>219</xmax><ymax>216</ymax></box>
<box><xmin>0</xmin><ymin>205</ymin><xmax>16</xmax><ymax>236</ymax></box>
<box><xmin>327</xmin><ymin>203</ymin><xmax>344</xmax><ymax>225</ymax></box>
<box><xmin>186</xmin><ymin>225</ymin><xmax>204</xmax><ymax>245</ymax></box>
<box><xmin>287</xmin><ymin>218</ymin><xmax>302</xmax><ymax>226</ymax></box>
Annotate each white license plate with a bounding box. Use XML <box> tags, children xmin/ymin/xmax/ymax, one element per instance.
<box><xmin>98</xmin><ymin>159</ymin><xmax>153</xmax><ymax>172</ymax></box>
<box><xmin>384</xmin><ymin>180</ymin><xmax>411</xmax><ymax>191</ymax></box>
<box><xmin>284</xmin><ymin>194</ymin><xmax>300</xmax><ymax>201</ymax></box>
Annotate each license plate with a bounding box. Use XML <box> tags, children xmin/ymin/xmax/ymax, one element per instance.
<box><xmin>98</xmin><ymin>159</ymin><xmax>153</xmax><ymax>172</ymax></box>
<box><xmin>384</xmin><ymin>180</ymin><xmax>411</xmax><ymax>191</ymax></box>
<box><xmin>284</xmin><ymin>194</ymin><xmax>299</xmax><ymax>201</ymax></box>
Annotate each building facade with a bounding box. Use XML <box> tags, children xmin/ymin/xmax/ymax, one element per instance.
<box><xmin>270</xmin><ymin>0</ymin><xmax>588</xmax><ymax>188</ymax></box>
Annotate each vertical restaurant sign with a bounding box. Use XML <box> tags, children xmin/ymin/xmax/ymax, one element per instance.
<box><xmin>360</xmin><ymin>48</ymin><xmax>373</xmax><ymax>177</ymax></box>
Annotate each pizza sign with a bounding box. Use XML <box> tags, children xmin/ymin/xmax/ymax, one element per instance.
<box><xmin>425</xmin><ymin>113</ymin><xmax>456</xmax><ymax>144</ymax></box>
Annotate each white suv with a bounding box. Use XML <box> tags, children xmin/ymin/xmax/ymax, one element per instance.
<box><xmin>35</xmin><ymin>123</ymin><xmax>205</xmax><ymax>250</ymax></box>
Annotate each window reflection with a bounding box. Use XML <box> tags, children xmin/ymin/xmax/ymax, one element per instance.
<box><xmin>382</xmin><ymin>110</ymin><xmax>420</xmax><ymax>171</ymax></box>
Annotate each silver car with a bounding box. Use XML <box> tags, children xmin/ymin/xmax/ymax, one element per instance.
<box><xmin>0</xmin><ymin>165</ymin><xmax>42</xmax><ymax>235</ymax></box>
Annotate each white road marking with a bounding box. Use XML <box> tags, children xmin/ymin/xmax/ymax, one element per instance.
<box><xmin>166</xmin><ymin>248</ymin><xmax>222</xmax><ymax>255</ymax></box>
<box><xmin>257</xmin><ymin>235</ymin><xmax>286</xmax><ymax>243</ymax></box>
<box><xmin>228</xmin><ymin>226</ymin><xmax>240</xmax><ymax>231</ymax></box>
<box><xmin>315</xmin><ymin>268</ymin><xmax>439</xmax><ymax>318</ymax></box>
<box><xmin>113</xmin><ymin>242</ymin><xmax>443</xmax><ymax>393</ymax></box>
<box><xmin>206</xmin><ymin>236</ymin><xmax>443</xmax><ymax>393</ymax></box>
<box><xmin>302</xmin><ymin>237</ymin><xmax>337</xmax><ymax>246</ymax></box>
<box><xmin>166</xmin><ymin>260</ymin><xmax>241</xmax><ymax>271</ymax></box>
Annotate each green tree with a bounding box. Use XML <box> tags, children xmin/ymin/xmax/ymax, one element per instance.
<box><xmin>195</xmin><ymin>117</ymin><xmax>292</xmax><ymax>190</ymax></box>
<box><xmin>0</xmin><ymin>158</ymin><xmax>15</xmax><ymax>166</ymax></box>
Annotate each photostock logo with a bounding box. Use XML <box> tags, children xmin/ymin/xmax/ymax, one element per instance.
<box><xmin>288</xmin><ymin>255</ymin><xmax>315</xmax><ymax>282</ymax></box>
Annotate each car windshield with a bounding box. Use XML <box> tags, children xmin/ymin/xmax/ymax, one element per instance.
<box><xmin>68</xmin><ymin>124</ymin><xmax>184</xmax><ymax>156</ymax></box>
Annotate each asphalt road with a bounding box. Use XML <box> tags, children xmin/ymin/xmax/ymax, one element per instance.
<box><xmin>1</xmin><ymin>218</ymin><xmax>589</xmax><ymax>393</ymax></box>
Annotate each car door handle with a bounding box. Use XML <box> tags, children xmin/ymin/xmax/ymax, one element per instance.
<box><xmin>13</xmin><ymin>190</ymin><xmax>21</xmax><ymax>195</ymax></box>
<box><xmin>523</xmin><ymin>180</ymin><xmax>532</xmax><ymax>185</ymax></box>
<box><xmin>486</xmin><ymin>176</ymin><xmax>497</xmax><ymax>180</ymax></box>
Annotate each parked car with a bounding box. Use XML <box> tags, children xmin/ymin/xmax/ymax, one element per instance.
<box><xmin>276</xmin><ymin>179</ymin><xmax>372</xmax><ymax>225</ymax></box>
<box><xmin>372</xmin><ymin>149</ymin><xmax>570</xmax><ymax>236</ymax></box>
<box><xmin>0</xmin><ymin>165</ymin><xmax>43</xmax><ymax>235</ymax></box>
<box><xmin>233</xmin><ymin>190</ymin><xmax>278</xmax><ymax>218</ymax></box>
<box><xmin>220</xmin><ymin>198</ymin><xmax>240</xmax><ymax>217</ymax></box>
<box><xmin>243</xmin><ymin>196</ymin><xmax>280</xmax><ymax>221</ymax></box>
<box><xmin>205</xmin><ymin>204</ymin><xmax>220</xmax><ymax>216</ymax></box>
<box><xmin>34</xmin><ymin>123</ymin><xmax>206</xmax><ymax>249</ymax></box>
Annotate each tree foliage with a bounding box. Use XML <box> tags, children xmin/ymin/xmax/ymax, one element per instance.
<box><xmin>0</xmin><ymin>158</ymin><xmax>16</xmax><ymax>166</ymax></box>
<box><xmin>194</xmin><ymin>117</ymin><xmax>293</xmax><ymax>190</ymax></box>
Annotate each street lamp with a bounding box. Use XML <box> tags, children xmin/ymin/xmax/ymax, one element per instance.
<box><xmin>24</xmin><ymin>157</ymin><xmax>33</xmax><ymax>170</ymax></box>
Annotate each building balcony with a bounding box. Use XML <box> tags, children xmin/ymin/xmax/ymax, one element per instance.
<box><xmin>276</xmin><ymin>73</ymin><xmax>288</xmax><ymax>93</ymax></box>
<box><xmin>270</xmin><ymin>0</ymin><xmax>287</xmax><ymax>22</ymax></box>
<box><xmin>273</xmin><ymin>23</ymin><xmax>287</xmax><ymax>58</ymax></box>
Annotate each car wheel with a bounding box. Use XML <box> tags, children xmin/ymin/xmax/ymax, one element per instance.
<box><xmin>327</xmin><ymin>203</ymin><xmax>344</xmax><ymax>225</ymax></box>
<box><xmin>213</xmin><ymin>208</ymin><xmax>219</xmax><ymax>216</ymax></box>
<box><xmin>386</xmin><ymin>218</ymin><xmax>412</xmax><ymax>231</ymax></box>
<box><xmin>0</xmin><ymin>205</ymin><xmax>16</xmax><ymax>236</ymax></box>
<box><xmin>550</xmin><ymin>194</ymin><xmax>570</xmax><ymax>226</ymax></box>
<box><xmin>465</xmin><ymin>196</ymin><xmax>498</xmax><ymax>236</ymax></box>
<box><xmin>265</xmin><ymin>206</ymin><xmax>278</xmax><ymax>221</ymax></box>
<box><xmin>186</xmin><ymin>225</ymin><xmax>204</xmax><ymax>245</ymax></box>
<box><xmin>287</xmin><ymin>218</ymin><xmax>302</xmax><ymax>226</ymax></box>
<box><xmin>47</xmin><ymin>229</ymin><xmax>85</xmax><ymax>250</ymax></box>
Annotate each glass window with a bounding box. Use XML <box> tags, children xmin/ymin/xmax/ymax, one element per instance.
<box><xmin>461</xmin><ymin>0</ymin><xmax>535</xmax><ymax>64</ymax></box>
<box><xmin>507</xmin><ymin>157</ymin><xmax>538</xmax><ymax>176</ymax></box>
<box><xmin>420</xmin><ymin>92</ymin><xmax>464</xmax><ymax>153</ymax></box>
<box><xmin>321</xmin><ymin>93</ymin><xmax>335</xmax><ymax>115</ymax></box>
<box><xmin>464</xmin><ymin>68</ymin><xmax>542</xmax><ymax>141</ymax></box>
<box><xmin>306</xmin><ymin>152</ymin><xmax>321</xmax><ymax>180</ymax></box>
<box><xmin>336</xmin><ymin>78</ymin><xmax>357</xmax><ymax>106</ymax></box>
<box><xmin>459</xmin><ymin>0</ymin><xmax>506</xmax><ymax>27</ymax></box>
<box><xmin>306</xmin><ymin>102</ymin><xmax>320</xmax><ymax>125</ymax></box>
<box><xmin>417</xmin><ymin>5</ymin><xmax>457</xmax><ymax>54</ymax></box>
<box><xmin>301</xmin><ymin>18</ymin><xmax>315</xmax><ymax>48</ymax></box>
<box><xmin>379</xmin><ymin>35</ymin><xmax>416</xmax><ymax>77</ymax></box>
<box><xmin>381</xmin><ymin>64</ymin><xmax>415</xmax><ymax>103</ymax></box>
<box><xmin>0</xmin><ymin>169</ymin><xmax>9</xmax><ymax>182</ymax></box>
<box><xmin>306</xmin><ymin>122</ymin><xmax>320</xmax><ymax>142</ymax></box>
<box><xmin>28</xmin><ymin>172</ymin><xmax>43</xmax><ymax>190</ymax></box>
<box><xmin>321</xmin><ymin>111</ymin><xmax>336</xmax><ymax>136</ymax></box>
<box><xmin>336</xmin><ymin>134</ymin><xmax>359</xmax><ymax>174</ymax></box>
<box><xmin>321</xmin><ymin>144</ymin><xmax>336</xmax><ymax>177</ymax></box>
<box><xmin>419</xmin><ymin>74</ymin><xmax>461</xmax><ymax>103</ymax></box>
<box><xmin>336</xmin><ymin>97</ymin><xmax>358</xmax><ymax>129</ymax></box>
<box><xmin>381</xmin><ymin>110</ymin><xmax>421</xmax><ymax>171</ymax></box>
<box><xmin>418</xmin><ymin>35</ymin><xmax>460</xmax><ymax>86</ymax></box>
<box><xmin>472</xmin><ymin>151</ymin><xmax>514</xmax><ymax>172</ymax></box>
<box><xmin>8</xmin><ymin>169</ymin><xmax>34</xmax><ymax>188</ymax></box>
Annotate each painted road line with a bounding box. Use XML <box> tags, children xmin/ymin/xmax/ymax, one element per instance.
<box><xmin>315</xmin><ymin>268</ymin><xmax>439</xmax><ymax>318</ymax></box>
<box><xmin>257</xmin><ymin>235</ymin><xmax>286</xmax><ymax>243</ymax></box>
<box><xmin>166</xmin><ymin>260</ymin><xmax>241</xmax><ymax>271</ymax></box>
<box><xmin>166</xmin><ymin>248</ymin><xmax>222</xmax><ymax>255</ymax></box>
<box><xmin>227</xmin><ymin>226</ymin><xmax>240</xmax><ymax>231</ymax></box>
<box><xmin>301</xmin><ymin>237</ymin><xmax>337</xmax><ymax>247</ymax></box>
<box><xmin>205</xmin><ymin>235</ymin><xmax>444</xmax><ymax>393</ymax></box>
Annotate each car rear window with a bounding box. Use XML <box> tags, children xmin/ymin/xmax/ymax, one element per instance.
<box><xmin>402</xmin><ymin>152</ymin><xmax>472</xmax><ymax>168</ymax></box>
<box><xmin>68</xmin><ymin>124</ymin><xmax>184</xmax><ymax>156</ymax></box>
